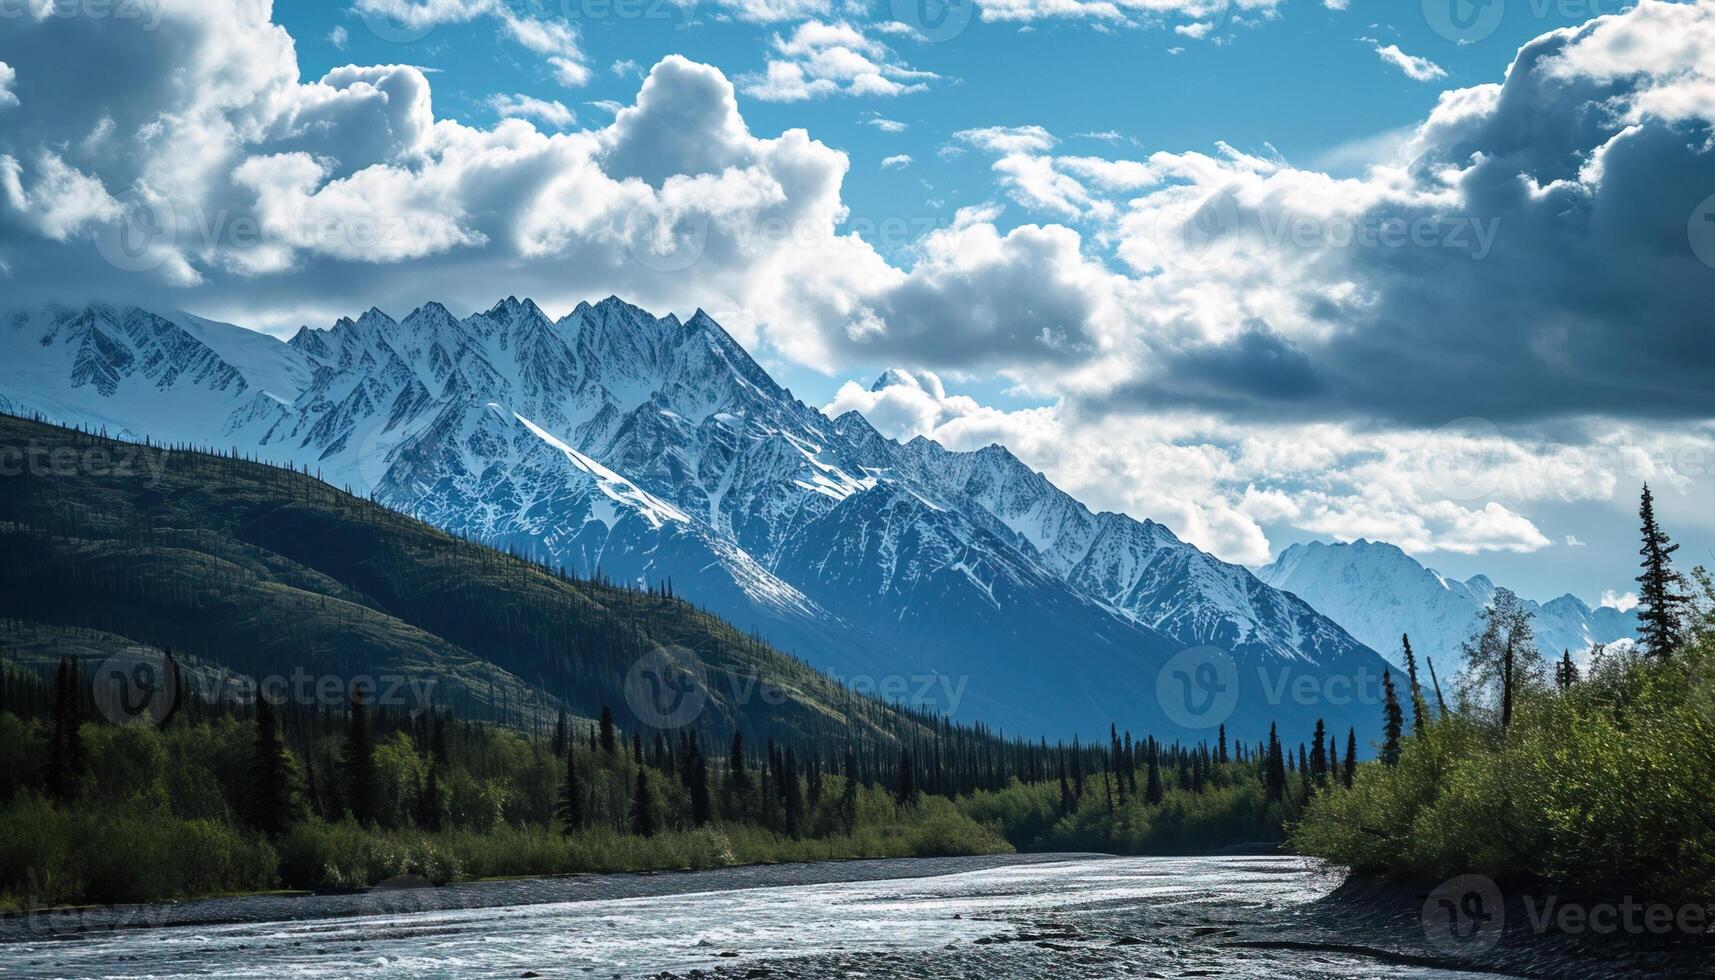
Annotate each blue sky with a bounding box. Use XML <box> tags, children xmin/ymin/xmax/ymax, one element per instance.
<box><xmin>2</xmin><ymin>0</ymin><xmax>1710</xmax><ymax>607</ymax></box>
<box><xmin>272</xmin><ymin>0</ymin><xmax>1619</xmax><ymax>410</ymax></box>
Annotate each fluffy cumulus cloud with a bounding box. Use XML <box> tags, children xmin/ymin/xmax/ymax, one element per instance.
<box><xmin>0</xmin><ymin>3</ymin><xmax>874</xmax><ymax>342</ymax></box>
<box><xmin>805</xmin><ymin>1</ymin><xmax>1715</xmax><ymax>430</ymax></box>
<box><xmin>823</xmin><ymin>370</ymin><xmax>1713</xmax><ymax>564</ymax></box>
<box><xmin>3</xmin><ymin>0</ymin><xmax>1714</xmax><ymax>565</ymax></box>
<box><xmin>740</xmin><ymin>21</ymin><xmax>936</xmax><ymax>102</ymax></box>
<box><xmin>488</xmin><ymin>93</ymin><xmax>575</xmax><ymax>129</ymax></box>
<box><xmin>351</xmin><ymin>0</ymin><xmax>591</xmax><ymax>85</ymax></box>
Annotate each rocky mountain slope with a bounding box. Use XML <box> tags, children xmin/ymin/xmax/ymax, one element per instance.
<box><xmin>1258</xmin><ymin>539</ymin><xmax>1639</xmax><ymax>669</ymax></box>
<box><xmin>0</xmin><ymin>299</ymin><xmax>1400</xmax><ymax>738</ymax></box>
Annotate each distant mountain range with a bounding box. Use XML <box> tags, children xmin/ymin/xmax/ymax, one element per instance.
<box><xmin>0</xmin><ymin>299</ymin><xmax>1400</xmax><ymax>739</ymax></box>
<box><xmin>1258</xmin><ymin>540</ymin><xmax>1639</xmax><ymax>670</ymax></box>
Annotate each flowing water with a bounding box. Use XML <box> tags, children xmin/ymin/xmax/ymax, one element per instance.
<box><xmin>4</xmin><ymin>854</ymin><xmax>1524</xmax><ymax>979</ymax></box>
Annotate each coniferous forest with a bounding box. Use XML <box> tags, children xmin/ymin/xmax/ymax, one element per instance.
<box><xmin>3</xmin><ymin>413</ymin><xmax>1713</xmax><ymax>918</ymax></box>
<box><xmin>0</xmin><ymin>414</ymin><xmax>1317</xmax><ymax>909</ymax></box>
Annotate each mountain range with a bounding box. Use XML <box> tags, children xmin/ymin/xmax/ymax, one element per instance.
<box><xmin>0</xmin><ymin>298</ymin><xmax>1401</xmax><ymax>739</ymax></box>
<box><xmin>1258</xmin><ymin>539</ymin><xmax>1639</xmax><ymax>671</ymax></box>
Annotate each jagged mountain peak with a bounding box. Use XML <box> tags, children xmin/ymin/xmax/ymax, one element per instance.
<box><xmin>871</xmin><ymin>367</ymin><xmax>931</xmax><ymax>393</ymax></box>
<box><xmin>0</xmin><ymin>294</ymin><xmax>1402</xmax><ymax>738</ymax></box>
<box><xmin>1259</xmin><ymin>539</ymin><xmax>1636</xmax><ymax>668</ymax></box>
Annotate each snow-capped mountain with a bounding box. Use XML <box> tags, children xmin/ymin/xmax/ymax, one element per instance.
<box><xmin>0</xmin><ymin>299</ymin><xmax>1398</xmax><ymax>739</ymax></box>
<box><xmin>1258</xmin><ymin>540</ymin><xmax>1639</xmax><ymax>670</ymax></box>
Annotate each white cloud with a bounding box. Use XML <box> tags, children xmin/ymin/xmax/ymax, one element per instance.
<box><xmin>1370</xmin><ymin>42</ymin><xmax>1446</xmax><ymax>82</ymax></box>
<box><xmin>713</xmin><ymin>0</ymin><xmax>835</xmax><ymax>22</ymax></box>
<box><xmin>1601</xmin><ymin>590</ymin><xmax>1640</xmax><ymax>612</ymax></box>
<box><xmin>881</xmin><ymin>154</ymin><xmax>912</xmax><ymax>169</ymax></box>
<box><xmin>955</xmin><ymin>125</ymin><xmax>1057</xmax><ymax>155</ymax></box>
<box><xmin>740</xmin><ymin>21</ymin><xmax>937</xmax><ymax>102</ymax></box>
<box><xmin>1565</xmin><ymin>535</ymin><xmax>1587</xmax><ymax>547</ymax></box>
<box><xmin>863</xmin><ymin>114</ymin><xmax>908</xmax><ymax>133</ymax></box>
<box><xmin>3</xmin><ymin>0</ymin><xmax>1714</xmax><ymax>570</ymax></box>
<box><xmin>975</xmin><ymin>0</ymin><xmax>1285</xmax><ymax>30</ymax></box>
<box><xmin>0</xmin><ymin>62</ymin><xmax>16</xmax><ymax>109</ymax></box>
<box><xmin>328</xmin><ymin>26</ymin><xmax>349</xmax><ymax>50</ymax></box>
<box><xmin>489</xmin><ymin>93</ymin><xmax>575</xmax><ymax>129</ymax></box>
<box><xmin>351</xmin><ymin>0</ymin><xmax>590</xmax><ymax>86</ymax></box>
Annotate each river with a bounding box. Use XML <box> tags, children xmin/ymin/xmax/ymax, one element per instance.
<box><xmin>0</xmin><ymin>854</ymin><xmax>1574</xmax><ymax>979</ymax></box>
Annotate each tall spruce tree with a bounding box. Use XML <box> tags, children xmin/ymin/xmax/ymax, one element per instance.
<box><xmin>690</xmin><ymin>745</ymin><xmax>713</xmax><ymax>827</ymax></box>
<box><xmin>1556</xmin><ymin>650</ymin><xmax>1580</xmax><ymax>690</ymax></box>
<box><xmin>419</xmin><ymin>765</ymin><xmax>442</xmax><ymax>831</ymax></box>
<box><xmin>599</xmin><ymin>706</ymin><xmax>617</xmax><ymax>756</ymax></box>
<box><xmin>895</xmin><ymin>748</ymin><xmax>918</xmax><ymax>806</ymax></box>
<box><xmin>1309</xmin><ymin>719</ymin><xmax>1328</xmax><ymax>788</ymax></box>
<box><xmin>556</xmin><ymin>747</ymin><xmax>585</xmax><ymax>833</ymax></box>
<box><xmin>1343</xmin><ymin>728</ymin><xmax>1357</xmax><ymax>788</ymax></box>
<box><xmin>1636</xmin><ymin>484</ymin><xmax>1689</xmax><ymax>658</ymax></box>
<box><xmin>630</xmin><ymin>769</ymin><xmax>657</xmax><ymax>837</ymax></box>
<box><xmin>841</xmin><ymin>750</ymin><xmax>860</xmax><ymax>832</ymax></box>
<box><xmin>44</xmin><ymin>657</ymin><xmax>84</xmax><ymax>801</ymax></box>
<box><xmin>1264</xmin><ymin>724</ymin><xmax>1287</xmax><ymax>804</ymax></box>
<box><xmin>243</xmin><ymin>692</ymin><xmax>297</xmax><ymax>836</ymax></box>
<box><xmin>1401</xmin><ymin>634</ymin><xmax>1428</xmax><ymax>735</ymax></box>
<box><xmin>783</xmin><ymin>748</ymin><xmax>804</xmax><ymax>837</ymax></box>
<box><xmin>1380</xmin><ymin>671</ymin><xmax>1404</xmax><ymax>767</ymax></box>
<box><xmin>1145</xmin><ymin>741</ymin><xmax>1165</xmax><ymax>805</ymax></box>
<box><xmin>343</xmin><ymin>690</ymin><xmax>380</xmax><ymax>826</ymax></box>
<box><xmin>552</xmin><ymin>708</ymin><xmax>568</xmax><ymax>757</ymax></box>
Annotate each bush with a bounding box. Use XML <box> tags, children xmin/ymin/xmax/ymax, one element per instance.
<box><xmin>1294</xmin><ymin>639</ymin><xmax>1715</xmax><ymax>904</ymax></box>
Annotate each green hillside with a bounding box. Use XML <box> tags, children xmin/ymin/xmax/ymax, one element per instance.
<box><xmin>0</xmin><ymin>413</ymin><xmax>921</xmax><ymax>747</ymax></box>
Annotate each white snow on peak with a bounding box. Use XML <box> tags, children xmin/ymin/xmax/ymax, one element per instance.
<box><xmin>513</xmin><ymin>410</ymin><xmax>689</xmax><ymax>530</ymax></box>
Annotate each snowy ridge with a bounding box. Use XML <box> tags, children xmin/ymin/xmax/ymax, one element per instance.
<box><xmin>0</xmin><ymin>298</ymin><xmax>1398</xmax><ymax>737</ymax></box>
<box><xmin>1258</xmin><ymin>539</ymin><xmax>1639</xmax><ymax>669</ymax></box>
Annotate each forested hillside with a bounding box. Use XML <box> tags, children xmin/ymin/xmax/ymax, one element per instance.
<box><xmin>0</xmin><ymin>412</ymin><xmax>930</xmax><ymax>747</ymax></box>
